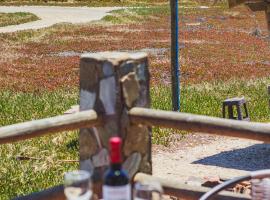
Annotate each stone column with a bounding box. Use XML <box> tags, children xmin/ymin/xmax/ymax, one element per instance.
<box><xmin>79</xmin><ymin>52</ymin><xmax>151</xmax><ymax>197</ymax></box>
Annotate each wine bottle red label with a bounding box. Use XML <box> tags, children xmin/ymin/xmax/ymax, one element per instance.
<box><xmin>103</xmin><ymin>184</ymin><xmax>131</xmax><ymax>200</ymax></box>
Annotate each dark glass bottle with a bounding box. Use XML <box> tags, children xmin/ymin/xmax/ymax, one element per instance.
<box><xmin>102</xmin><ymin>137</ymin><xmax>131</xmax><ymax>200</ymax></box>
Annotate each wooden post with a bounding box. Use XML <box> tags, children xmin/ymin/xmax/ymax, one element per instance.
<box><xmin>79</xmin><ymin>52</ymin><xmax>151</xmax><ymax>197</ymax></box>
<box><xmin>265</xmin><ymin>3</ymin><xmax>270</xmax><ymax>36</ymax></box>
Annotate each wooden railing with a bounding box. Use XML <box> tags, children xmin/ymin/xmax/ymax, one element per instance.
<box><xmin>0</xmin><ymin>110</ymin><xmax>100</xmax><ymax>144</ymax></box>
<box><xmin>1</xmin><ymin>108</ymin><xmax>270</xmax><ymax>145</ymax></box>
<box><xmin>3</xmin><ymin>107</ymin><xmax>256</xmax><ymax>200</ymax></box>
<box><xmin>2</xmin><ymin>52</ymin><xmax>265</xmax><ymax>200</ymax></box>
<box><xmin>129</xmin><ymin>108</ymin><xmax>270</xmax><ymax>142</ymax></box>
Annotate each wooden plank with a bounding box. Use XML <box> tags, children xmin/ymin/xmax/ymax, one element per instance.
<box><xmin>129</xmin><ymin>108</ymin><xmax>270</xmax><ymax>142</ymax></box>
<box><xmin>245</xmin><ymin>1</ymin><xmax>266</xmax><ymax>11</ymax></box>
<box><xmin>0</xmin><ymin>110</ymin><xmax>100</xmax><ymax>144</ymax></box>
<box><xmin>12</xmin><ymin>184</ymin><xmax>101</xmax><ymax>200</ymax></box>
<box><xmin>228</xmin><ymin>0</ymin><xmax>248</xmax><ymax>8</ymax></box>
<box><xmin>134</xmin><ymin>173</ymin><xmax>250</xmax><ymax>200</ymax></box>
<box><xmin>228</xmin><ymin>0</ymin><xmax>264</xmax><ymax>8</ymax></box>
<box><xmin>266</xmin><ymin>4</ymin><xmax>270</xmax><ymax>33</ymax></box>
<box><xmin>13</xmin><ymin>185</ymin><xmax>65</xmax><ymax>200</ymax></box>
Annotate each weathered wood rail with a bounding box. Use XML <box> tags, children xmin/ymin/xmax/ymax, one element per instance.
<box><xmin>129</xmin><ymin>108</ymin><xmax>270</xmax><ymax>142</ymax></box>
<box><xmin>1</xmin><ymin>108</ymin><xmax>270</xmax><ymax>145</ymax></box>
<box><xmin>0</xmin><ymin>110</ymin><xmax>100</xmax><ymax>144</ymax></box>
<box><xmin>1</xmin><ymin>51</ymin><xmax>267</xmax><ymax>200</ymax></box>
<box><xmin>134</xmin><ymin>173</ymin><xmax>251</xmax><ymax>200</ymax></box>
<box><xmin>228</xmin><ymin>0</ymin><xmax>270</xmax><ymax>34</ymax></box>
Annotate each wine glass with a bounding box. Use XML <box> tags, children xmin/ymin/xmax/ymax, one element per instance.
<box><xmin>133</xmin><ymin>180</ymin><xmax>163</xmax><ymax>200</ymax></box>
<box><xmin>64</xmin><ymin>170</ymin><xmax>92</xmax><ymax>200</ymax></box>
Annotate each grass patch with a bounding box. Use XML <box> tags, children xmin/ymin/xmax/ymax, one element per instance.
<box><xmin>151</xmin><ymin>78</ymin><xmax>270</xmax><ymax>145</ymax></box>
<box><xmin>0</xmin><ymin>6</ymin><xmax>169</xmax><ymax>43</ymax></box>
<box><xmin>0</xmin><ymin>89</ymin><xmax>78</xmax><ymax>199</ymax></box>
<box><xmin>101</xmin><ymin>0</ymin><xmax>205</xmax><ymax>24</ymax></box>
<box><xmin>0</xmin><ymin>77</ymin><xmax>269</xmax><ymax>197</ymax></box>
<box><xmin>0</xmin><ymin>0</ymin><xmax>270</xmax><ymax>196</ymax></box>
<box><xmin>101</xmin><ymin>6</ymin><xmax>170</xmax><ymax>24</ymax></box>
<box><xmin>0</xmin><ymin>89</ymin><xmax>78</xmax><ymax>126</ymax></box>
<box><xmin>0</xmin><ymin>12</ymin><xmax>39</xmax><ymax>27</ymax></box>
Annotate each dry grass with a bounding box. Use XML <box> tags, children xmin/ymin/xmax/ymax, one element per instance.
<box><xmin>0</xmin><ymin>4</ymin><xmax>269</xmax><ymax>92</ymax></box>
<box><xmin>1</xmin><ymin>3</ymin><xmax>270</xmax><ymax>198</ymax></box>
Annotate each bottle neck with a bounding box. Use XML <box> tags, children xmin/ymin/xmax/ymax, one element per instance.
<box><xmin>110</xmin><ymin>145</ymin><xmax>122</xmax><ymax>164</ymax></box>
<box><xmin>110</xmin><ymin>163</ymin><xmax>122</xmax><ymax>170</ymax></box>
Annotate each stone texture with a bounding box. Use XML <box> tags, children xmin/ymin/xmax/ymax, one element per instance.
<box><xmin>79</xmin><ymin>52</ymin><xmax>151</xmax><ymax>196</ymax></box>
<box><xmin>121</xmin><ymin>72</ymin><xmax>140</xmax><ymax>108</ymax></box>
<box><xmin>99</xmin><ymin>77</ymin><xmax>116</xmax><ymax>115</ymax></box>
<box><xmin>80</xmin><ymin>158</ymin><xmax>94</xmax><ymax>173</ymax></box>
<box><xmin>123</xmin><ymin>152</ymin><xmax>142</xmax><ymax>179</ymax></box>
<box><xmin>119</xmin><ymin>61</ymin><xmax>135</xmax><ymax>77</ymax></box>
<box><xmin>124</xmin><ymin>125</ymin><xmax>150</xmax><ymax>156</ymax></box>
<box><xmin>80</xmin><ymin>90</ymin><xmax>96</xmax><ymax>111</ymax></box>
<box><xmin>102</xmin><ymin>62</ymin><xmax>114</xmax><ymax>77</ymax></box>
<box><xmin>139</xmin><ymin>154</ymin><xmax>152</xmax><ymax>174</ymax></box>
<box><xmin>79</xmin><ymin>128</ymin><xmax>98</xmax><ymax>160</ymax></box>
<box><xmin>92</xmin><ymin>148</ymin><xmax>109</xmax><ymax>167</ymax></box>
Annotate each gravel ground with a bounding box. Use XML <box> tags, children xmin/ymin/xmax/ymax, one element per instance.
<box><xmin>0</xmin><ymin>6</ymin><xmax>122</xmax><ymax>33</ymax></box>
<box><xmin>152</xmin><ymin>134</ymin><xmax>270</xmax><ymax>182</ymax></box>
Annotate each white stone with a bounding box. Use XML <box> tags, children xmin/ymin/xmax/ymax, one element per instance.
<box><xmin>100</xmin><ymin>77</ymin><xmax>116</xmax><ymax>115</ymax></box>
<box><xmin>80</xmin><ymin>90</ymin><xmax>96</xmax><ymax>110</ymax></box>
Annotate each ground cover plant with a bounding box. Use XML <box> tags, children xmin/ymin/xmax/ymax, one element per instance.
<box><xmin>0</xmin><ymin>1</ymin><xmax>270</xmax><ymax>198</ymax></box>
<box><xmin>0</xmin><ymin>12</ymin><xmax>39</xmax><ymax>27</ymax></box>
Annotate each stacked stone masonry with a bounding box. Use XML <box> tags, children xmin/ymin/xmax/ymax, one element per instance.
<box><xmin>79</xmin><ymin>52</ymin><xmax>152</xmax><ymax>194</ymax></box>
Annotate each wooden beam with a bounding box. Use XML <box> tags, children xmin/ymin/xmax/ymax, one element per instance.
<box><xmin>228</xmin><ymin>0</ymin><xmax>248</xmax><ymax>8</ymax></box>
<box><xmin>265</xmin><ymin>4</ymin><xmax>270</xmax><ymax>33</ymax></box>
<box><xmin>13</xmin><ymin>184</ymin><xmax>101</xmax><ymax>200</ymax></box>
<box><xmin>13</xmin><ymin>185</ymin><xmax>65</xmax><ymax>200</ymax></box>
<box><xmin>228</xmin><ymin>0</ymin><xmax>264</xmax><ymax>8</ymax></box>
<box><xmin>246</xmin><ymin>1</ymin><xmax>266</xmax><ymax>11</ymax></box>
<box><xmin>0</xmin><ymin>110</ymin><xmax>100</xmax><ymax>144</ymax></box>
<box><xmin>134</xmin><ymin>173</ymin><xmax>250</xmax><ymax>200</ymax></box>
<box><xmin>129</xmin><ymin>108</ymin><xmax>270</xmax><ymax>142</ymax></box>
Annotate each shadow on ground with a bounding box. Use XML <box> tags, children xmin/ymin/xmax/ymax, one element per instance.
<box><xmin>193</xmin><ymin>144</ymin><xmax>270</xmax><ymax>171</ymax></box>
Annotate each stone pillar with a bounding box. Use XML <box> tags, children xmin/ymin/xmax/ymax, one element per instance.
<box><xmin>79</xmin><ymin>52</ymin><xmax>151</xmax><ymax>197</ymax></box>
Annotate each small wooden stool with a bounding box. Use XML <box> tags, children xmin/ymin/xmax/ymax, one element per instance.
<box><xmin>222</xmin><ymin>97</ymin><xmax>250</xmax><ymax>121</ymax></box>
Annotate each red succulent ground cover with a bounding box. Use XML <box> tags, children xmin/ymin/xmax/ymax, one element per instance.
<box><xmin>0</xmin><ymin>5</ymin><xmax>269</xmax><ymax>92</ymax></box>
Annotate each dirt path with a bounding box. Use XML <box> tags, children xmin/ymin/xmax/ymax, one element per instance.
<box><xmin>0</xmin><ymin>6</ymin><xmax>122</xmax><ymax>33</ymax></box>
<box><xmin>152</xmin><ymin>134</ymin><xmax>270</xmax><ymax>182</ymax></box>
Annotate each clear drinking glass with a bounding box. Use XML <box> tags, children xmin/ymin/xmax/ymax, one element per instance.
<box><xmin>64</xmin><ymin>170</ymin><xmax>92</xmax><ymax>200</ymax></box>
<box><xmin>252</xmin><ymin>178</ymin><xmax>270</xmax><ymax>200</ymax></box>
<box><xmin>133</xmin><ymin>181</ymin><xmax>163</xmax><ymax>200</ymax></box>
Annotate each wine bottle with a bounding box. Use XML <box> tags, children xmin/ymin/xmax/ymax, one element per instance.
<box><xmin>102</xmin><ymin>137</ymin><xmax>131</xmax><ymax>200</ymax></box>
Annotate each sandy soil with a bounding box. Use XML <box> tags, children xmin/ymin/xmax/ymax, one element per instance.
<box><xmin>152</xmin><ymin>134</ymin><xmax>270</xmax><ymax>182</ymax></box>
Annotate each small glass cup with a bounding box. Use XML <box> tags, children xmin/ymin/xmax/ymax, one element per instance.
<box><xmin>64</xmin><ymin>170</ymin><xmax>92</xmax><ymax>200</ymax></box>
<box><xmin>133</xmin><ymin>180</ymin><xmax>163</xmax><ymax>200</ymax></box>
